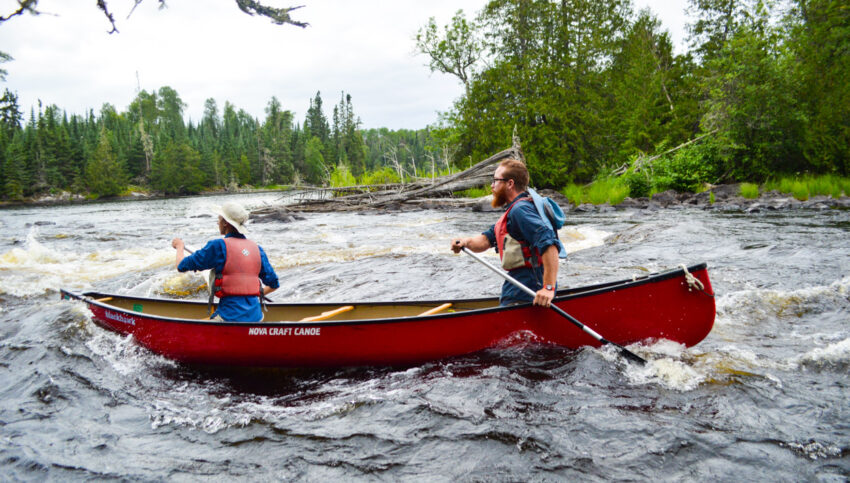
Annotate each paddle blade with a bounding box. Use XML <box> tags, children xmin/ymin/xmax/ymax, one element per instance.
<box><xmin>616</xmin><ymin>345</ymin><xmax>647</xmax><ymax>365</ymax></box>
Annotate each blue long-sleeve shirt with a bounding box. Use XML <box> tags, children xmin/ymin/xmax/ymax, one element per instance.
<box><xmin>483</xmin><ymin>193</ymin><xmax>559</xmax><ymax>305</ymax></box>
<box><xmin>177</xmin><ymin>233</ymin><xmax>279</xmax><ymax>322</ymax></box>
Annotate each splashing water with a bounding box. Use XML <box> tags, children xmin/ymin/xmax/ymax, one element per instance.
<box><xmin>0</xmin><ymin>229</ymin><xmax>172</xmax><ymax>297</ymax></box>
<box><xmin>1</xmin><ymin>193</ymin><xmax>848</xmax><ymax>480</ymax></box>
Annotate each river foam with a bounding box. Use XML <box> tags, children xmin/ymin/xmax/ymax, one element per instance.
<box><xmin>0</xmin><ymin>229</ymin><xmax>173</xmax><ymax>297</ymax></box>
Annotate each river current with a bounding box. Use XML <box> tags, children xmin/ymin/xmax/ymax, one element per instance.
<box><xmin>0</xmin><ymin>192</ymin><xmax>848</xmax><ymax>480</ymax></box>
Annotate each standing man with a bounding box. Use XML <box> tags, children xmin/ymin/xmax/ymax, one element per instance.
<box><xmin>451</xmin><ymin>159</ymin><xmax>561</xmax><ymax>307</ymax></box>
<box><xmin>172</xmin><ymin>201</ymin><xmax>279</xmax><ymax>322</ymax></box>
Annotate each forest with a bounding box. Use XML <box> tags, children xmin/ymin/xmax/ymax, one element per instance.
<box><xmin>0</xmin><ymin>88</ymin><xmax>443</xmax><ymax>199</ymax></box>
<box><xmin>0</xmin><ymin>0</ymin><xmax>847</xmax><ymax>201</ymax></box>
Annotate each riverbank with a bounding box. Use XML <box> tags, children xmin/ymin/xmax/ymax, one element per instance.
<box><xmin>0</xmin><ymin>186</ymin><xmax>284</xmax><ymax>209</ymax></box>
<box><xmin>4</xmin><ymin>182</ymin><xmax>849</xmax><ymax>215</ymax></box>
<box><xmin>562</xmin><ymin>183</ymin><xmax>850</xmax><ymax>213</ymax></box>
<box><xmin>273</xmin><ymin>183</ymin><xmax>850</xmax><ymax>216</ymax></box>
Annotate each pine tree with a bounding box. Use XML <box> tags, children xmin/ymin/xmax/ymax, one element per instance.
<box><xmin>150</xmin><ymin>141</ymin><xmax>204</xmax><ymax>194</ymax></box>
<box><xmin>303</xmin><ymin>136</ymin><xmax>326</xmax><ymax>185</ymax></box>
<box><xmin>304</xmin><ymin>91</ymin><xmax>330</xmax><ymax>157</ymax></box>
<box><xmin>2</xmin><ymin>131</ymin><xmax>28</xmax><ymax>199</ymax></box>
<box><xmin>262</xmin><ymin>96</ymin><xmax>294</xmax><ymax>183</ymax></box>
<box><xmin>84</xmin><ymin>127</ymin><xmax>127</xmax><ymax>197</ymax></box>
<box><xmin>787</xmin><ymin>0</ymin><xmax>850</xmax><ymax>174</ymax></box>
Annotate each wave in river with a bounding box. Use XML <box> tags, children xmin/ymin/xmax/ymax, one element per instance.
<box><xmin>716</xmin><ymin>276</ymin><xmax>850</xmax><ymax>326</ymax></box>
<box><xmin>1</xmin><ymin>225</ymin><xmax>612</xmax><ymax>298</ymax></box>
<box><xmin>613</xmin><ymin>276</ymin><xmax>850</xmax><ymax>391</ymax></box>
<box><xmin>796</xmin><ymin>337</ymin><xmax>850</xmax><ymax>370</ymax></box>
<box><xmin>0</xmin><ymin>229</ymin><xmax>172</xmax><ymax>297</ymax></box>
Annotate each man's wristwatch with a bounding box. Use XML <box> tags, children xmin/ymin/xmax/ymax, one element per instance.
<box><xmin>544</xmin><ymin>284</ymin><xmax>554</xmax><ymax>291</ymax></box>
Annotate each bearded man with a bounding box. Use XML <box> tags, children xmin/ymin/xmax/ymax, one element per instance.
<box><xmin>450</xmin><ymin>158</ymin><xmax>561</xmax><ymax>307</ymax></box>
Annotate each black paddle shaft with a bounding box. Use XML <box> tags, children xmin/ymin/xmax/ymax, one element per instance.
<box><xmin>460</xmin><ymin>247</ymin><xmax>647</xmax><ymax>366</ymax></box>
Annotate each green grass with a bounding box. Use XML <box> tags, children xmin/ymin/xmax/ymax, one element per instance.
<box><xmin>763</xmin><ymin>175</ymin><xmax>850</xmax><ymax>201</ymax></box>
<box><xmin>562</xmin><ymin>184</ymin><xmax>584</xmax><ymax>205</ymax></box>
<box><xmin>118</xmin><ymin>185</ymin><xmax>149</xmax><ymax>197</ymax></box>
<box><xmin>740</xmin><ymin>183</ymin><xmax>759</xmax><ymax>199</ymax></box>
<box><xmin>561</xmin><ymin>178</ymin><xmax>630</xmax><ymax>205</ymax></box>
<box><xmin>329</xmin><ymin>164</ymin><xmax>357</xmax><ymax>187</ymax></box>
<box><xmin>261</xmin><ymin>184</ymin><xmax>291</xmax><ymax>191</ymax></box>
<box><xmin>359</xmin><ymin>167</ymin><xmax>401</xmax><ymax>186</ymax></box>
<box><xmin>709</xmin><ymin>191</ymin><xmax>715</xmax><ymax>204</ymax></box>
<box><xmin>454</xmin><ymin>185</ymin><xmax>491</xmax><ymax>198</ymax></box>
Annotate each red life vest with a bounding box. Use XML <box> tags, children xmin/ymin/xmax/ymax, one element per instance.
<box><xmin>494</xmin><ymin>196</ymin><xmax>540</xmax><ymax>271</ymax></box>
<box><xmin>213</xmin><ymin>237</ymin><xmax>262</xmax><ymax>298</ymax></box>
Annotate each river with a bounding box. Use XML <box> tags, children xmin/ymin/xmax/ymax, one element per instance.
<box><xmin>1</xmin><ymin>192</ymin><xmax>848</xmax><ymax>480</ymax></box>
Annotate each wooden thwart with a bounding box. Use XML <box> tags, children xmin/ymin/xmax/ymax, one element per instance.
<box><xmin>418</xmin><ymin>303</ymin><xmax>452</xmax><ymax>316</ymax></box>
<box><xmin>300</xmin><ymin>305</ymin><xmax>355</xmax><ymax>322</ymax></box>
<box><xmin>95</xmin><ymin>297</ymin><xmax>113</xmax><ymax>303</ymax></box>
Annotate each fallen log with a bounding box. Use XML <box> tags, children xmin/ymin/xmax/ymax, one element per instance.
<box><xmin>275</xmin><ymin>141</ymin><xmax>524</xmax><ymax>212</ymax></box>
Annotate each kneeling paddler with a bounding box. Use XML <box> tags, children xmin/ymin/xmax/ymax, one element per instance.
<box><xmin>172</xmin><ymin>201</ymin><xmax>279</xmax><ymax>322</ymax></box>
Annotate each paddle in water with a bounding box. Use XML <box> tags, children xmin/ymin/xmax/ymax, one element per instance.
<box><xmin>460</xmin><ymin>247</ymin><xmax>647</xmax><ymax>366</ymax></box>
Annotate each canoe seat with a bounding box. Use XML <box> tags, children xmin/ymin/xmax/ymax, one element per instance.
<box><xmin>300</xmin><ymin>305</ymin><xmax>355</xmax><ymax>322</ymax></box>
<box><xmin>418</xmin><ymin>303</ymin><xmax>452</xmax><ymax>316</ymax></box>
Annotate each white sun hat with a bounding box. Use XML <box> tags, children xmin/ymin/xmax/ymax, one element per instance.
<box><xmin>212</xmin><ymin>201</ymin><xmax>250</xmax><ymax>235</ymax></box>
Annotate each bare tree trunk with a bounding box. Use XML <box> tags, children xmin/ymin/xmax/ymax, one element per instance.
<box><xmin>279</xmin><ymin>143</ymin><xmax>524</xmax><ymax>211</ymax></box>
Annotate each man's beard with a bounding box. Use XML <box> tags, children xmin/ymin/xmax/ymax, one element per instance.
<box><xmin>491</xmin><ymin>186</ymin><xmax>510</xmax><ymax>208</ymax></box>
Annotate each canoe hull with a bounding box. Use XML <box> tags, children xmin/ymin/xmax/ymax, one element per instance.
<box><xmin>63</xmin><ymin>264</ymin><xmax>715</xmax><ymax>367</ymax></box>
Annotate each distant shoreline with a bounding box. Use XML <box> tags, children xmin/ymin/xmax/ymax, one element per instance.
<box><xmin>0</xmin><ymin>188</ymin><xmax>286</xmax><ymax>210</ymax></box>
<box><xmin>2</xmin><ymin>183</ymin><xmax>849</xmax><ymax>214</ymax></box>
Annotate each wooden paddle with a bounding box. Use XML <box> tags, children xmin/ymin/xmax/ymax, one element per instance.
<box><xmin>461</xmin><ymin>247</ymin><xmax>647</xmax><ymax>365</ymax></box>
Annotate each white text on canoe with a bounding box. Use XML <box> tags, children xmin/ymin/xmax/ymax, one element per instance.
<box><xmin>247</xmin><ymin>327</ymin><xmax>321</xmax><ymax>336</ymax></box>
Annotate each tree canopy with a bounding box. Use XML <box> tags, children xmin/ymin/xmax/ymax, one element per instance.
<box><xmin>0</xmin><ymin>88</ymin><xmax>449</xmax><ymax>199</ymax></box>
<box><xmin>416</xmin><ymin>0</ymin><xmax>849</xmax><ymax>188</ymax></box>
<box><xmin>1</xmin><ymin>0</ymin><xmax>847</xmax><ymax>201</ymax></box>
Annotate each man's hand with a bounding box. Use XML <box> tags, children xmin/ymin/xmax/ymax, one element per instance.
<box><xmin>533</xmin><ymin>286</ymin><xmax>555</xmax><ymax>307</ymax></box>
<box><xmin>171</xmin><ymin>238</ymin><xmax>185</xmax><ymax>269</ymax></box>
<box><xmin>451</xmin><ymin>234</ymin><xmax>490</xmax><ymax>254</ymax></box>
<box><xmin>451</xmin><ymin>238</ymin><xmax>466</xmax><ymax>253</ymax></box>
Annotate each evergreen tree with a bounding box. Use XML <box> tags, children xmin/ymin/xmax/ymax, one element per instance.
<box><xmin>84</xmin><ymin>127</ymin><xmax>127</xmax><ymax>197</ymax></box>
<box><xmin>450</xmin><ymin>0</ymin><xmax>631</xmax><ymax>185</ymax></box>
<box><xmin>304</xmin><ymin>91</ymin><xmax>330</xmax><ymax>156</ymax></box>
<box><xmin>330</xmin><ymin>92</ymin><xmax>367</xmax><ymax>176</ymax></box>
<box><xmin>786</xmin><ymin>0</ymin><xmax>850</xmax><ymax>174</ymax></box>
<box><xmin>608</xmin><ymin>11</ymin><xmax>699</xmax><ymax>160</ymax></box>
<box><xmin>0</xmin><ymin>51</ymin><xmax>11</xmax><ymax>82</ymax></box>
<box><xmin>156</xmin><ymin>86</ymin><xmax>187</xmax><ymax>143</ymax></box>
<box><xmin>687</xmin><ymin>0</ymin><xmax>749</xmax><ymax>61</ymax></box>
<box><xmin>0</xmin><ymin>89</ymin><xmax>22</xmax><ymax>137</ymax></box>
<box><xmin>303</xmin><ymin>136</ymin><xmax>326</xmax><ymax>185</ymax></box>
<box><xmin>700</xmin><ymin>1</ymin><xmax>805</xmax><ymax>179</ymax></box>
<box><xmin>3</xmin><ymin>131</ymin><xmax>28</xmax><ymax>199</ymax></box>
<box><xmin>150</xmin><ymin>141</ymin><xmax>204</xmax><ymax>194</ymax></box>
<box><xmin>0</xmin><ymin>89</ymin><xmax>23</xmax><ymax>193</ymax></box>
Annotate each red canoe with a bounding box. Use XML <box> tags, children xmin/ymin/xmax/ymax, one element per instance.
<box><xmin>61</xmin><ymin>264</ymin><xmax>715</xmax><ymax>367</ymax></box>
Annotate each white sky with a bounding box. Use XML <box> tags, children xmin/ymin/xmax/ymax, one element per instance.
<box><xmin>0</xmin><ymin>0</ymin><xmax>689</xmax><ymax>129</ymax></box>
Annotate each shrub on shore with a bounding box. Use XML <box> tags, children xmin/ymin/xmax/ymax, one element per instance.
<box><xmin>740</xmin><ymin>183</ymin><xmax>759</xmax><ymax>199</ymax></box>
<box><xmin>561</xmin><ymin>178</ymin><xmax>629</xmax><ymax>206</ymax></box>
<box><xmin>359</xmin><ymin>167</ymin><xmax>401</xmax><ymax>186</ymax></box>
<box><xmin>764</xmin><ymin>175</ymin><xmax>850</xmax><ymax>201</ymax></box>
<box><xmin>454</xmin><ymin>186</ymin><xmax>491</xmax><ymax>198</ymax></box>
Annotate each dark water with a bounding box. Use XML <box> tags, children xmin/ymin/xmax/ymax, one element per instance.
<box><xmin>1</xmin><ymin>193</ymin><xmax>848</xmax><ymax>480</ymax></box>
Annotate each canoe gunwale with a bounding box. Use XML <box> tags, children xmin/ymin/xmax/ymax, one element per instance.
<box><xmin>61</xmin><ymin>262</ymin><xmax>709</xmax><ymax>328</ymax></box>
